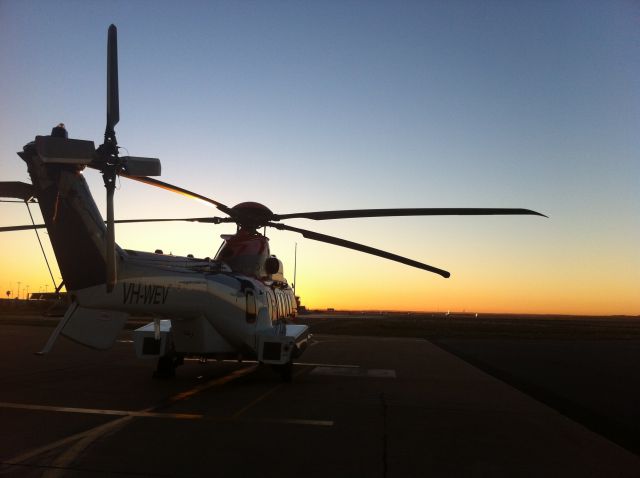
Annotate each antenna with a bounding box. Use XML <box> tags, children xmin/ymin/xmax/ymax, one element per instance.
<box><xmin>293</xmin><ymin>242</ymin><xmax>297</xmax><ymax>296</ymax></box>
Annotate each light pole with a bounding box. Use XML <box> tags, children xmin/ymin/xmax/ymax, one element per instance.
<box><xmin>17</xmin><ymin>282</ymin><xmax>21</xmax><ymax>300</ymax></box>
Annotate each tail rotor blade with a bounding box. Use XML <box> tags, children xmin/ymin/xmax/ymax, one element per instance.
<box><xmin>0</xmin><ymin>224</ymin><xmax>46</xmax><ymax>232</ymax></box>
<box><xmin>107</xmin><ymin>24</ymin><xmax>119</xmax><ymax>133</ymax></box>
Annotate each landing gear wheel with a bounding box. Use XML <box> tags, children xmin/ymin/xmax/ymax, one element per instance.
<box><xmin>153</xmin><ymin>353</ymin><xmax>181</xmax><ymax>379</ymax></box>
<box><xmin>273</xmin><ymin>360</ymin><xmax>293</xmax><ymax>383</ymax></box>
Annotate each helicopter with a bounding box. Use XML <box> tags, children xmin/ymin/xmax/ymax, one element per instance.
<box><xmin>0</xmin><ymin>25</ymin><xmax>545</xmax><ymax>381</ymax></box>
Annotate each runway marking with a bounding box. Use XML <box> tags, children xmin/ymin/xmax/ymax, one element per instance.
<box><xmin>1</xmin><ymin>365</ymin><xmax>259</xmax><ymax>477</ymax></box>
<box><xmin>0</xmin><ymin>416</ymin><xmax>134</xmax><ymax>477</ymax></box>
<box><xmin>310</xmin><ymin>367</ymin><xmax>396</xmax><ymax>378</ymax></box>
<box><xmin>1</xmin><ymin>363</ymin><xmax>333</xmax><ymax>477</ymax></box>
<box><xmin>296</xmin><ymin>361</ymin><xmax>360</xmax><ymax>369</ymax></box>
<box><xmin>0</xmin><ymin>402</ymin><xmax>204</xmax><ymax>420</ymax></box>
<box><xmin>0</xmin><ymin>401</ymin><xmax>333</xmax><ymax>427</ymax></box>
<box><xmin>162</xmin><ymin>364</ymin><xmax>258</xmax><ymax>405</ymax></box>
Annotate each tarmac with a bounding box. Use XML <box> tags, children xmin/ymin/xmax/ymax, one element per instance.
<box><xmin>0</xmin><ymin>324</ymin><xmax>639</xmax><ymax>477</ymax></box>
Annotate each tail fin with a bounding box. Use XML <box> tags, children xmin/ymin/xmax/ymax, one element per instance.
<box><xmin>18</xmin><ymin>138</ymin><xmax>114</xmax><ymax>291</ymax></box>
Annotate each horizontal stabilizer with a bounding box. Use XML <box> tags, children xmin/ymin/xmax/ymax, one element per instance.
<box><xmin>122</xmin><ymin>156</ymin><xmax>161</xmax><ymax>176</ymax></box>
<box><xmin>35</xmin><ymin>136</ymin><xmax>96</xmax><ymax>165</ymax></box>
<box><xmin>36</xmin><ymin>302</ymin><xmax>78</xmax><ymax>355</ymax></box>
<box><xmin>61</xmin><ymin>307</ymin><xmax>129</xmax><ymax>350</ymax></box>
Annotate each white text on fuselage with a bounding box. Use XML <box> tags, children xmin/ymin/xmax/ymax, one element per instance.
<box><xmin>122</xmin><ymin>283</ymin><xmax>170</xmax><ymax>305</ymax></box>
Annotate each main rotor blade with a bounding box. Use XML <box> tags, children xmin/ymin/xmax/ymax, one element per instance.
<box><xmin>274</xmin><ymin>208</ymin><xmax>547</xmax><ymax>221</ymax></box>
<box><xmin>107</xmin><ymin>24</ymin><xmax>119</xmax><ymax>131</ymax></box>
<box><xmin>0</xmin><ymin>224</ymin><xmax>46</xmax><ymax>232</ymax></box>
<box><xmin>0</xmin><ymin>181</ymin><xmax>35</xmax><ymax>201</ymax></box>
<box><xmin>0</xmin><ymin>217</ymin><xmax>230</xmax><ymax>233</ymax></box>
<box><xmin>112</xmin><ymin>216</ymin><xmax>229</xmax><ymax>224</ymax></box>
<box><xmin>120</xmin><ymin>174</ymin><xmax>233</xmax><ymax>216</ymax></box>
<box><xmin>269</xmin><ymin>222</ymin><xmax>450</xmax><ymax>278</ymax></box>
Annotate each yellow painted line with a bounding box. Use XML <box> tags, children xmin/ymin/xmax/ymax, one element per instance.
<box><xmin>165</xmin><ymin>364</ymin><xmax>258</xmax><ymax>404</ymax></box>
<box><xmin>230</xmin><ymin>385</ymin><xmax>282</xmax><ymax>419</ymax></box>
<box><xmin>43</xmin><ymin>418</ymin><xmax>134</xmax><ymax>478</ymax></box>
<box><xmin>230</xmin><ymin>367</ymin><xmax>309</xmax><ymax>419</ymax></box>
<box><xmin>0</xmin><ymin>364</ymin><xmax>330</xmax><ymax>476</ymax></box>
<box><xmin>0</xmin><ymin>401</ymin><xmax>332</xmax><ymax>427</ymax></box>
<box><xmin>0</xmin><ymin>417</ymin><xmax>133</xmax><ymax>476</ymax></box>
<box><xmin>1</xmin><ymin>364</ymin><xmax>259</xmax><ymax>476</ymax></box>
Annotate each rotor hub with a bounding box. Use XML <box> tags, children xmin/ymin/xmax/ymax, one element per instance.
<box><xmin>230</xmin><ymin>202</ymin><xmax>274</xmax><ymax>229</ymax></box>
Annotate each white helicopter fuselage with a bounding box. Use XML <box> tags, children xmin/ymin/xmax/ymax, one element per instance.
<box><xmin>19</xmin><ymin>137</ymin><xmax>308</xmax><ymax>374</ymax></box>
<box><xmin>73</xmin><ymin>251</ymin><xmax>303</xmax><ymax>361</ymax></box>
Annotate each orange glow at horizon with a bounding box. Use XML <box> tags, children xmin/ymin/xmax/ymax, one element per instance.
<box><xmin>0</xmin><ymin>227</ymin><xmax>638</xmax><ymax>316</ymax></box>
<box><xmin>0</xmin><ymin>195</ymin><xmax>638</xmax><ymax>317</ymax></box>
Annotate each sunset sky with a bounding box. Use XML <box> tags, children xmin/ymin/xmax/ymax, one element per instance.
<box><xmin>0</xmin><ymin>1</ymin><xmax>638</xmax><ymax>315</ymax></box>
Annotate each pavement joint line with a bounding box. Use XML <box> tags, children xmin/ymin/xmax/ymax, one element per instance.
<box><xmin>1</xmin><ymin>364</ymin><xmax>260</xmax><ymax>474</ymax></box>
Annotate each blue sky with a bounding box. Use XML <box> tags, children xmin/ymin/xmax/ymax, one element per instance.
<box><xmin>0</xmin><ymin>1</ymin><xmax>638</xmax><ymax>313</ymax></box>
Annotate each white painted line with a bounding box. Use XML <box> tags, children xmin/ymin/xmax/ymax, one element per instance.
<box><xmin>311</xmin><ymin>367</ymin><xmax>361</xmax><ymax>377</ymax></box>
<box><xmin>296</xmin><ymin>362</ymin><xmax>360</xmax><ymax>369</ymax></box>
<box><xmin>183</xmin><ymin>358</ymin><xmax>360</xmax><ymax>368</ymax></box>
<box><xmin>1</xmin><ymin>365</ymin><xmax>259</xmax><ymax>476</ymax></box>
<box><xmin>310</xmin><ymin>367</ymin><xmax>396</xmax><ymax>378</ymax></box>
<box><xmin>0</xmin><ymin>401</ymin><xmax>203</xmax><ymax>419</ymax></box>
